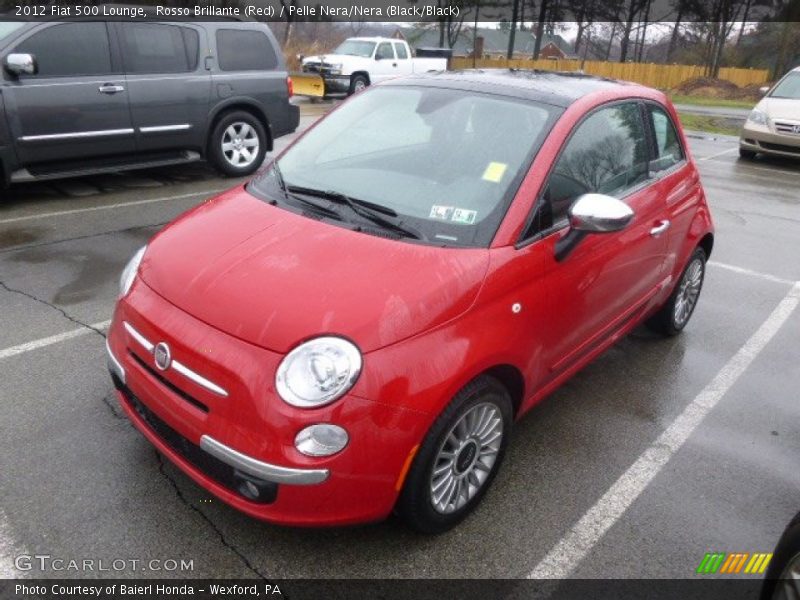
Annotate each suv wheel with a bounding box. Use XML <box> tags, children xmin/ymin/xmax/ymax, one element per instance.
<box><xmin>739</xmin><ymin>147</ymin><xmax>757</xmax><ymax>160</ymax></box>
<box><xmin>209</xmin><ymin>111</ymin><xmax>267</xmax><ymax>177</ymax></box>
<box><xmin>647</xmin><ymin>247</ymin><xmax>706</xmax><ymax>336</ymax></box>
<box><xmin>396</xmin><ymin>376</ymin><xmax>512</xmax><ymax>534</ymax></box>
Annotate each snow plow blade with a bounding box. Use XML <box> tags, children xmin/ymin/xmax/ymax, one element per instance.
<box><xmin>291</xmin><ymin>73</ymin><xmax>325</xmax><ymax>98</ymax></box>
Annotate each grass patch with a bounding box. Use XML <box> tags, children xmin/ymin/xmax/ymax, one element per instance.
<box><xmin>677</xmin><ymin>112</ymin><xmax>741</xmax><ymax>136</ymax></box>
<box><xmin>669</xmin><ymin>94</ymin><xmax>757</xmax><ymax>109</ymax></box>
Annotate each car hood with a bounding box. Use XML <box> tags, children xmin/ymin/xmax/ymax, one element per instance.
<box><xmin>761</xmin><ymin>97</ymin><xmax>800</xmax><ymax>121</ymax></box>
<box><xmin>139</xmin><ymin>187</ymin><xmax>489</xmax><ymax>354</ymax></box>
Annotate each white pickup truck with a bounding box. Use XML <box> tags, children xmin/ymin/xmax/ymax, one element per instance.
<box><xmin>301</xmin><ymin>37</ymin><xmax>448</xmax><ymax>96</ymax></box>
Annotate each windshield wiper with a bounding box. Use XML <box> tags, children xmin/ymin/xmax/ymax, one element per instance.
<box><xmin>286</xmin><ymin>185</ymin><xmax>423</xmax><ymax>240</ymax></box>
<box><xmin>271</xmin><ymin>163</ymin><xmax>342</xmax><ymax>220</ymax></box>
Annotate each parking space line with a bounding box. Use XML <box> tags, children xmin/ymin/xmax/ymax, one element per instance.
<box><xmin>699</xmin><ymin>158</ymin><xmax>800</xmax><ymax>177</ymax></box>
<box><xmin>528</xmin><ymin>281</ymin><xmax>800</xmax><ymax>579</ymax></box>
<box><xmin>0</xmin><ymin>320</ymin><xmax>110</xmax><ymax>360</ymax></box>
<box><xmin>709</xmin><ymin>261</ymin><xmax>796</xmax><ymax>285</ymax></box>
<box><xmin>0</xmin><ymin>188</ymin><xmax>228</xmax><ymax>225</ymax></box>
<box><xmin>698</xmin><ymin>147</ymin><xmax>738</xmax><ymax>161</ymax></box>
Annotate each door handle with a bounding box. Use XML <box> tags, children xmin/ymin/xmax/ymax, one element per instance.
<box><xmin>392</xmin><ymin>63</ymin><xmax>397</xmax><ymax>67</ymax></box>
<box><xmin>98</xmin><ymin>84</ymin><xmax>125</xmax><ymax>94</ymax></box>
<box><xmin>650</xmin><ymin>220</ymin><xmax>671</xmax><ymax>237</ymax></box>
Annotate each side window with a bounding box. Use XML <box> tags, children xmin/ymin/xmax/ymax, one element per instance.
<box><xmin>15</xmin><ymin>23</ymin><xmax>111</xmax><ymax>77</ymax></box>
<box><xmin>216</xmin><ymin>29</ymin><xmax>278</xmax><ymax>71</ymax></box>
<box><xmin>394</xmin><ymin>43</ymin><xmax>408</xmax><ymax>59</ymax></box>
<box><xmin>120</xmin><ymin>24</ymin><xmax>196</xmax><ymax>74</ymax></box>
<box><xmin>542</xmin><ymin>102</ymin><xmax>650</xmax><ymax>228</ymax></box>
<box><xmin>376</xmin><ymin>43</ymin><xmax>395</xmax><ymax>60</ymax></box>
<box><xmin>649</xmin><ymin>105</ymin><xmax>685</xmax><ymax>172</ymax></box>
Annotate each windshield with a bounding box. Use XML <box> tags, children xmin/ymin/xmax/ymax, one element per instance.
<box><xmin>248</xmin><ymin>86</ymin><xmax>561</xmax><ymax>247</ymax></box>
<box><xmin>332</xmin><ymin>40</ymin><xmax>376</xmax><ymax>58</ymax></box>
<box><xmin>0</xmin><ymin>22</ymin><xmax>24</xmax><ymax>43</ymax></box>
<box><xmin>770</xmin><ymin>72</ymin><xmax>800</xmax><ymax>99</ymax></box>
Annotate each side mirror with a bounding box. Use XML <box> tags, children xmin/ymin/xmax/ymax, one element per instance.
<box><xmin>4</xmin><ymin>53</ymin><xmax>37</xmax><ymax>76</ymax></box>
<box><xmin>555</xmin><ymin>193</ymin><xmax>634</xmax><ymax>261</ymax></box>
<box><xmin>374</xmin><ymin>55</ymin><xmax>382</xmax><ymax>61</ymax></box>
<box><xmin>759</xmin><ymin>85</ymin><xmax>770</xmax><ymax>95</ymax></box>
<box><xmin>297</xmin><ymin>53</ymin><xmax>305</xmax><ymax>61</ymax></box>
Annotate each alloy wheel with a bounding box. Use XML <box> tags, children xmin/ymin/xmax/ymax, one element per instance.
<box><xmin>429</xmin><ymin>402</ymin><xmax>503</xmax><ymax>514</ymax></box>
<box><xmin>221</xmin><ymin>122</ymin><xmax>260</xmax><ymax>168</ymax></box>
<box><xmin>674</xmin><ymin>257</ymin><xmax>704</xmax><ymax>328</ymax></box>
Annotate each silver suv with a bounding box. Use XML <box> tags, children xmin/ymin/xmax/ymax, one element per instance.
<box><xmin>0</xmin><ymin>18</ymin><xmax>299</xmax><ymax>185</ymax></box>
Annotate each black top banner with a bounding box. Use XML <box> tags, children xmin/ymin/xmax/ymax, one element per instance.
<box><xmin>2</xmin><ymin>0</ymin><xmax>800</xmax><ymax>23</ymax></box>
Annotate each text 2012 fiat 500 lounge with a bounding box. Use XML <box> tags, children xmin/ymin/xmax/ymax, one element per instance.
<box><xmin>107</xmin><ymin>70</ymin><xmax>714</xmax><ymax>533</ymax></box>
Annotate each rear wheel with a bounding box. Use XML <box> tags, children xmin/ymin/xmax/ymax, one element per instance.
<box><xmin>761</xmin><ymin>512</ymin><xmax>800</xmax><ymax>600</ymax></box>
<box><xmin>739</xmin><ymin>147</ymin><xmax>757</xmax><ymax>160</ymax></box>
<box><xmin>348</xmin><ymin>74</ymin><xmax>369</xmax><ymax>95</ymax></box>
<box><xmin>396</xmin><ymin>376</ymin><xmax>512</xmax><ymax>534</ymax></box>
<box><xmin>647</xmin><ymin>247</ymin><xmax>706</xmax><ymax>336</ymax></box>
<box><xmin>208</xmin><ymin>111</ymin><xmax>267</xmax><ymax>177</ymax></box>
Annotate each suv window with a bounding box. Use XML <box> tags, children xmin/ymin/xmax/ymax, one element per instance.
<box><xmin>120</xmin><ymin>23</ymin><xmax>198</xmax><ymax>74</ymax></box>
<box><xmin>648</xmin><ymin>105</ymin><xmax>684</xmax><ymax>172</ymax></box>
<box><xmin>376</xmin><ymin>42</ymin><xmax>395</xmax><ymax>60</ymax></box>
<box><xmin>217</xmin><ymin>29</ymin><xmax>277</xmax><ymax>71</ymax></box>
<box><xmin>541</xmin><ymin>102</ymin><xmax>650</xmax><ymax>229</ymax></box>
<box><xmin>15</xmin><ymin>23</ymin><xmax>111</xmax><ymax>77</ymax></box>
<box><xmin>394</xmin><ymin>42</ymin><xmax>408</xmax><ymax>59</ymax></box>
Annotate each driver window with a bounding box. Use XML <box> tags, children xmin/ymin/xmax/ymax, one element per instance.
<box><xmin>376</xmin><ymin>43</ymin><xmax>395</xmax><ymax>60</ymax></box>
<box><xmin>539</xmin><ymin>102</ymin><xmax>650</xmax><ymax>231</ymax></box>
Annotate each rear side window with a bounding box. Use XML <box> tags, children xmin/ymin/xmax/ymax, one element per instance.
<box><xmin>216</xmin><ymin>29</ymin><xmax>277</xmax><ymax>71</ymax></box>
<box><xmin>15</xmin><ymin>23</ymin><xmax>112</xmax><ymax>76</ymax></box>
<box><xmin>648</xmin><ymin>105</ymin><xmax>684</xmax><ymax>172</ymax></box>
<box><xmin>120</xmin><ymin>23</ymin><xmax>198</xmax><ymax>74</ymax></box>
<box><xmin>542</xmin><ymin>102</ymin><xmax>650</xmax><ymax>227</ymax></box>
<box><xmin>376</xmin><ymin>42</ymin><xmax>395</xmax><ymax>60</ymax></box>
<box><xmin>394</xmin><ymin>43</ymin><xmax>408</xmax><ymax>59</ymax></box>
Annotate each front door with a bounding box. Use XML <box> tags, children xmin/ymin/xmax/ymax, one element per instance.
<box><xmin>4</xmin><ymin>22</ymin><xmax>135</xmax><ymax>165</ymax></box>
<box><xmin>371</xmin><ymin>41</ymin><xmax>399</xmax><ymax>83</ymax></box>
<box><xmin>532</xmin><ymin>101</ymin><xmax>669</xmax><ymax>379</ymax></box>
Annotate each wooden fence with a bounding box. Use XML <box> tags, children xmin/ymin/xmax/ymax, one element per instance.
<box><xmin>450</xmin><ymin>57</ymin><xmax>770</xmax><ymax>89</ymax></box>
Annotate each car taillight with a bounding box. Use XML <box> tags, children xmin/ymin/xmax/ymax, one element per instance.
<box><xmin>287</xmin><ymin>76</ymin><xmax>294</xmax><ymax>98</ymax></box>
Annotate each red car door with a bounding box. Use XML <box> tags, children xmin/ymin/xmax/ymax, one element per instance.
<box><xmin>529</xmin><ymin>101</ymin><xmax>670</xmax><ymax>381</ymax></box>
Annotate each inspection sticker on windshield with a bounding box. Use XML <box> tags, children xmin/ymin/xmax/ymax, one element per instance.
<box><xmin>430</xmin><ymin>205</ymin><xmax>455</xmax><ymax>220</ymax></box>
<box><xmin>482</xmin><ymin>162</ymin><xmax>508</xmax><ymax>183</ymax></box>
<box><xmin>451</xmin><ymin>208</ymin><xmax>477</xmax><ymax>225</ymax></box>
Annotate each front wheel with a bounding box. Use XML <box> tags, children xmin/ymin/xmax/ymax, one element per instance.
<box><xmin>646</xmin><ymin>247</ymin><xmax>707</xmax><ymax>336</ymax></box>
<box><xmin>396</xmin><ymin>376</ymin><xmax>512</xmax><ymax>534</ymax></box>
<box><xmin>348</xmin><ymin>74</ymin><xmax>369</xmax><ymax>95</ymax></box>
<box><xmin>761</xmin><ymin>512</ymin><xmax>800</xmax><ymax>600</ymax></box>
<box><xmin>208</xmin><ymin>111</ymin><xmax>267</xmax><ymax>177</ymax></box>
<box><xmin>739</xmin><ymin>147</ymin><xmax>757</xmax><ymax>160</ymax></box>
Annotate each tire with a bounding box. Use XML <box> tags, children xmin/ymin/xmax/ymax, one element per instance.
<box><xmin>760</xmin><ymin>511</ymin><xmax>800</xmax><ymax>600</ymax></box>
<box><xmin>396</xmin><ymin>375</ymin><xmax>513</xmax><ymax>534</ymax></box>
<box><xmin>208</xmin><ymin>111</ymin><xmax>267</xmax><ymax>177</ymax></box>
<box><xmin>646</xmin><ymin>247</ymin><xmax>707</xmax><ymax>336</ymax></box>
<box><xmin>739</xmin><ymin>147</ymin><xmax>757</xmax><ymax>160</ymax></box>
<box><xmin>348</xmin><ymin>74</ymin><xmax>369</xmax><ymax>96</ymax></box>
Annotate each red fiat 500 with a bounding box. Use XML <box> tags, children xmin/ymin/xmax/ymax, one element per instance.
<box><xmin>107</xmin><ymin>70</ymin><xmax>714</xmax><ymax>533</ymax></box>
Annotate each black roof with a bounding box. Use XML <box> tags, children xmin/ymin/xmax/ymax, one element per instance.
<box><xmin>385</xmin><ymin>69</ymin><xmax>633</xmax><ymax>108</ymax></box>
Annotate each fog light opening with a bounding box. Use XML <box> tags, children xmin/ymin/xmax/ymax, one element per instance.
<box><xmin>295</xmin><ymin>424</ymin><xmax>349</xmax><ymax>457</ymax></box>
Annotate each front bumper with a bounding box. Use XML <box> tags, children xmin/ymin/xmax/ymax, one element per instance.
<box><xmin>107</xmin><ymin>278</ymin><xmax>427</xmax><ymax>526</ymax></box>
<box><xmin>740</xmin><ymin>120</ymin><xmax>800</xmax><ymax>158</ymax></box>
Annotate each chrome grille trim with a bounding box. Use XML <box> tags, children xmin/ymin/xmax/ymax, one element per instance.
<box><xmin>122</xmin><ymin>321</ymin><xmax>228</xmax><ymax>398</ymax></box>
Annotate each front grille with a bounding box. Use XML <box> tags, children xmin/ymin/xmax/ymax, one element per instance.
<box><xmin>114</xmin><ymin>379</ymin><xmax>278</xmax><ymax>504</ymax></box>
<box><xmin>773</xmin><ymin>121</ymin><xmax>800</xmax><ymax>136</ymax></box>
<box><xmin>759</xmin><ymin>141</ymin><xmax>800</xmax><ymax>154</ymax></box>
<box><xmin>129</xmin><ymin>351</ymin><xmax>209</xmax><ymax>413</ymax></box>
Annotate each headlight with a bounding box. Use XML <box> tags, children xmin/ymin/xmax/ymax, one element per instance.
<box><xmin>119</xmin><ymin>246</ymin><xmax>146</xmax><ymax>297</ymax></box>
<box><xmin>276</xmin><ymin>337</ymin><xmax>362</xmax><ymax>408</ymax></box>
<box><xmin>327</xmin><ymin>63</ymin><xmax>343</xmax><ymax>75</ymax></box>
<box><xmin>747</xmin><ymin>109</ymin><xmax>768</xmax><ymax>126</ymax></box>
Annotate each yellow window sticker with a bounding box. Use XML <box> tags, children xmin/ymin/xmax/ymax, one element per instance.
<box><xmin>482</xmin><ymin>162</ymin><xmax>508</xmax><ymax>183</ymax></box>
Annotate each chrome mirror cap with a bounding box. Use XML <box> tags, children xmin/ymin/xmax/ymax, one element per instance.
<box><xmin>5</xmin><ymin>53</ymin><xmax>37</xmax><ymax>76</ymax></box>
<box><xmin>568</xmin><ymin>193</ymin><xmax>634</xmax><ymax>234</ymax></box>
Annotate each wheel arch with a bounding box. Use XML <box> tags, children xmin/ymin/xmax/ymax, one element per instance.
<box><xmin>698</xmin><ymin>232</ymin><xmax>714</xmax><ymax>259</ymax></box>
<box><xmin>351</xmin><ymin>71</ymin><xmax>370</xmax><ymax>85</ymax></box>
<box><xmin>482</xmin><ymin>364</ymin><xmax>526</xmax><ymax>418</ymax></box>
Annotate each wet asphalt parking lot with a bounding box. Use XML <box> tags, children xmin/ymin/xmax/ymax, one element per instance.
<box><xmin>0</xmin><ymin>101</ymin><xmax>798</xmax><ymax>581</ymax></box>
